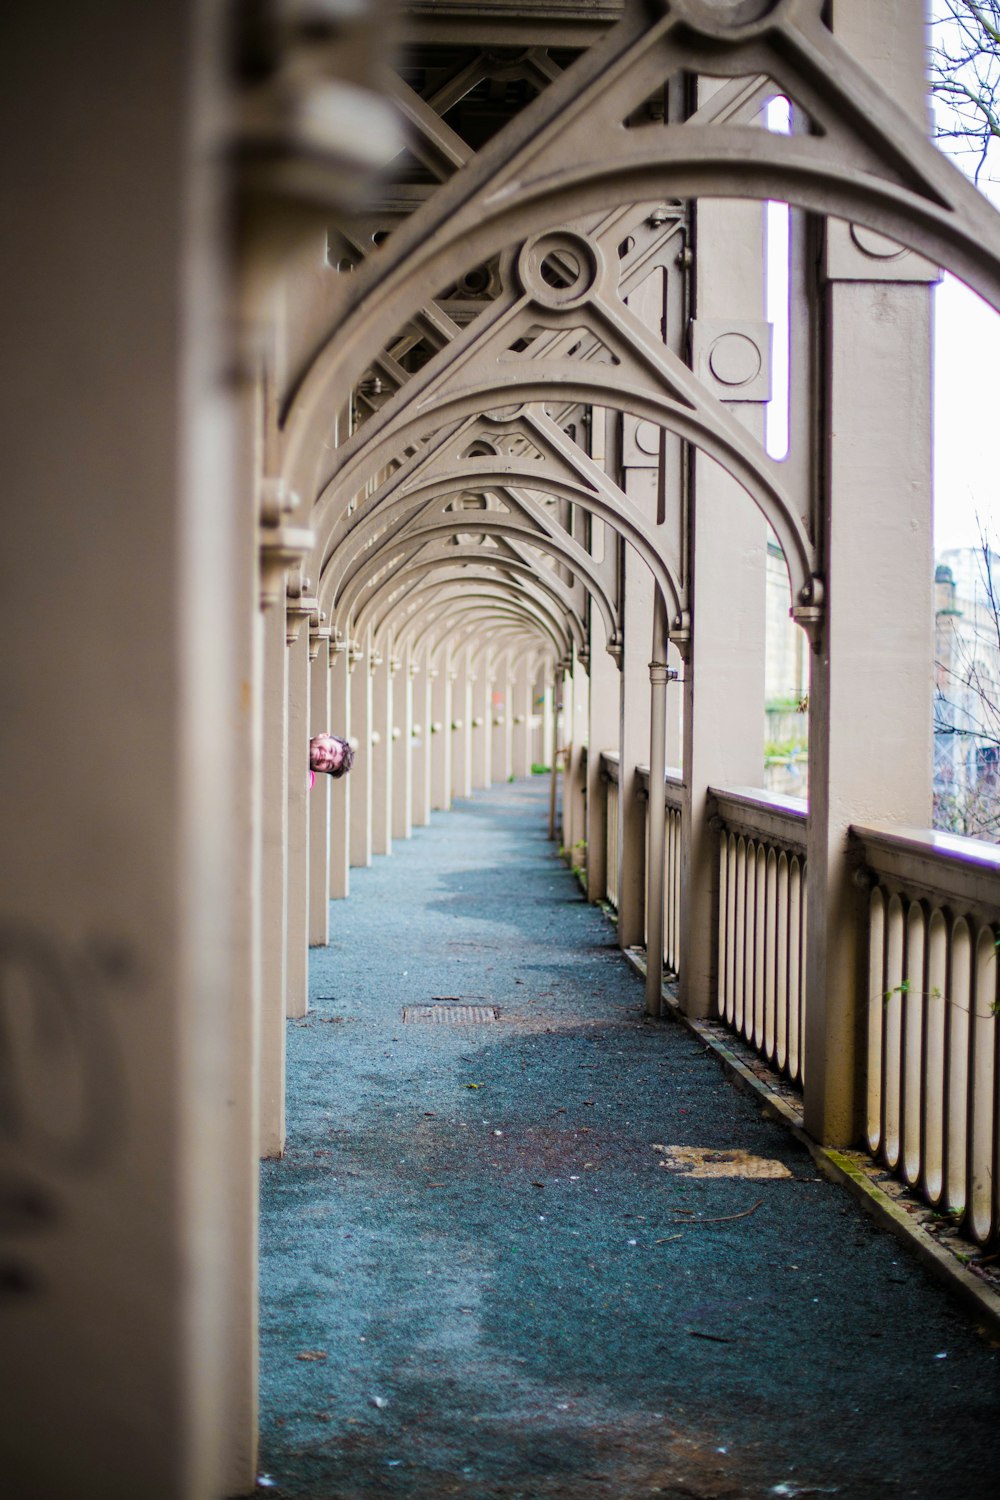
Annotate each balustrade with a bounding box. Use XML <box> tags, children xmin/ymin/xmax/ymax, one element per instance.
<box><xmin>712</xmin><ymin>788</ymin><xmax>808</xmax><ymax>1088</ymax></box>
<box><xmin>854</xmin><ymin>827</ymin><xmax>1000</xmax><ymax>1248</ymax></box>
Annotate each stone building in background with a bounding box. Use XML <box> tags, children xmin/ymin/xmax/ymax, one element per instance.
<box><xmin>935</xmin><ymin>546</ymin><xmax>1000</xmax><ymax>838</ymax></box>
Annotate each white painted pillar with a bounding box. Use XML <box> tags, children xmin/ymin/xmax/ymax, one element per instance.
<box><xmin>586</xmin><ymin>609</ymin><xmax>620</xmax><ymax>904</ymax></box>
<box><xmin>349</xmin><ymin>633</ymin><xmax>374</xmax><ymax>866</ymax></box>
<box><xmin>617</xmin><ymin>464</ymin><xmax>656</xmax><ymax>949</ymax></box>
<box><xmin>471</xmin><ymin>657</ymin><xmax>491</xmax><ymax>790</ymax></box>
<box><xmin>328</xmin><ymin>643</ymin><xmax>351</xmax><ymax>899</ymax></box>
<box><xmin>260</xmin><ymin>601</ymin><xmax>289</xmax><ymax>1158</ymax></box>
<box><xmin>430</xmin><ymin>657</ymin><xmax>453</xmax><ymax>811</ymax></box>
<box><xmin>0</xmin><ymin>5</ymin><xmax>241</xmax><ymax>1491</ymax></box>
<box><xmin>371</xmin><ymin>646</ymin><xmax>393</xmax><ymax>856</ymax></box>
<box><xmin>679</xmin><ymin>190</ymin><xmax>769</xmax><ymax>1018</ymax></box>
<box><xmin>804</xmin><ymin>0</ymin><xmax>934</xmax><ymax>1145</ymax></box>
<box><xmin>512</xmin><ymin>658</ymin><xmax>534</xmax><ymax>778</ymax></box>
<box><xmin>451</xmin><ymin>655</ymin><xmax>473</xmax><ymax>800</ymax></box>
<box><xmin>392</xmin><ymin>640</ymin><xmax>414</xmax><ymax>840</ymax></box>
<box><xmin>490</xmin><ymin>657</ymin><xmax>511</xmax><ymax>783</ymax></box>
<box><xmin>565</xmin><ymin>651</ymin><xmax>589</xmax><ymax>865</ymax></box>
<box><xmin>222</xmin><ymin>408</ymin><xmax>264</xmax><ymax>1494</ymax></box>
<box><xmin>309</xmin><ymin>633</ymin><xmax>332</xmax><ymax>945</ymax></box>
<box><xmin>285</xmin><ymin>620</ymin><xmax>310</xmax><ymax>1018</ymax></box>
<box><xmin>411</xmin><ymin>651</ymin><xmax>432</xmax><ymax>826</ymax></box>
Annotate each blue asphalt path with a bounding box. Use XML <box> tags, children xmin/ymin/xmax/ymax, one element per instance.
<box><xmin>256</xmin><ymin>778</ymin><xmax>1000</xmax><ymax>1500</ymax></box>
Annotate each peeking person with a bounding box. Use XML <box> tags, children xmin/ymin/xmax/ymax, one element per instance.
<box><xmin>309</xmin><ymin>734</ymin><xmax>355</xmax><ymax>788</ymax></box>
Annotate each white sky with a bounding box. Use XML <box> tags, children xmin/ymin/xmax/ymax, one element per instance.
<box><xmin>925</xmin><ymin>1</ymin><xmax>999</xmax><ymax>555</ymax></box>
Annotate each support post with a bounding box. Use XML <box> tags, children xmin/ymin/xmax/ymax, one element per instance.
<box><xmin>349</xmin><ymin>633</ymin><xmax>373</xmax><ymax>867</ymax></box>
<box><xmin>309</xmin><ymin>633</ymin><xmax>332</xmax><ymax>945</ymax></box>
<box><xmin>285</xmin><ymin>620</ymin><xmax>310</xmax><ymax>1017</ymax></box>
<box><xmin>261</xmin><ymin>601</ymin><xmax>289</xmax><ymax>1156</ymax></box>
<box><xmin>371</xmin><ymin>645</ymin><xmax>393</xmax><ymax>856</ymax></box>
<box><xmin>329</xmin><ymin>642</ymin><xmax>351</xmax><ymax>899</ymax></box>
<box><xmin>645</xmin><ymin>596</ymin><xmax>673</xmax><ymax>1016</ymax></box>
<box><xmin>804</xmin><ymin>0</ymin><xmax>934</xmax><ymax>1145</ymax></box>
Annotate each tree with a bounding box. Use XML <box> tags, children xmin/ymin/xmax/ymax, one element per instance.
<box><xmin>934</xmin><ymin>530</ymin><xmax>1000</xmax><ymax>838</ymax></box>
<box><xmin>929</xmin><ymin>1</ymin><xmax>1000</xmax><ymax>182</ymax></box>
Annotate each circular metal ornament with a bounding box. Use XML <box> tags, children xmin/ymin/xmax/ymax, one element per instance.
<box><xmin>659</xmin><ymin>0</ymin><xmax>795</xmax><ymax>42</ymax></box>
<box><xmin>516</xmin><ymin>231</ymin><xmax>603</xmax><ymax>310</ymax></box>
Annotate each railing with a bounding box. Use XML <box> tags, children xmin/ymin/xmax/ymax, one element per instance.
<box><xmin>712</xmin><ymin>787</ymin><xmax>808</xmax><ymax>1089</ymax></box>
<box><xmin>854</xmin><ymin>826</ymin><xmax>1000</xmax><ymax>1247</ymax></box>
<box><xmin>602</xmin><ymin>752</ymin><xmax>619</xmax><ymax>909</ymax></box>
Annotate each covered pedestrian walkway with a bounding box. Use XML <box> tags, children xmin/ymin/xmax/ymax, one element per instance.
<box><xmin>10</xmin><ymin>3</ymin><xmax>1000</xmax><ymax>1496</ymax></box>
<box><xmin>257</xmin><ymin>779</ymin><xmax>1000</xmax><ymax>1500</ymax></box>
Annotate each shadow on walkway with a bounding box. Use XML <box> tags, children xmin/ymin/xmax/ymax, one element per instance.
<box><xmin>258</xmin><ymin>780</ymin><xmax>1000</xmax><ymax>1500</ymax></box>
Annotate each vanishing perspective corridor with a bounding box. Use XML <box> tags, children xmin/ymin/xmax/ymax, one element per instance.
<box><xmin>258</xmin><ymin>781</ymin><xmax>1000</xmax><ymax>1500</ymax></box>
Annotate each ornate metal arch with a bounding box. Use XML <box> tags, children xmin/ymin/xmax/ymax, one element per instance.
<box><xmin>282</xmin><ymin>0</ymin><xmax>1000</xmax><ymax>488</ymax></box>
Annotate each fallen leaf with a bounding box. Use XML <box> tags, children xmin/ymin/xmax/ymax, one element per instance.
<box><xmin>651</xmin><ymin>1145</ymin><xmax>791</xmax><ymax>1180</ymax></box>
<box><xmin>296</xmin><ymin>1351</ymin><xmax>327</xmax><ymax>1362</ymax></box>
<box><xmin>532</xmin><ymin>1181</ymin><xmax>545</xmax><ymax>1189</ymax></box>
<box><xmin>426</xmin><ymin>1182</ymin><xmax>445</xmax><ymax>1189</ymax></box>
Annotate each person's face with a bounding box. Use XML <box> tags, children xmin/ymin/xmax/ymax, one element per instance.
<box><xmin>310</xmin><ymin>736</ymin><xmax>344</xmax><ymax>774</ymax></box>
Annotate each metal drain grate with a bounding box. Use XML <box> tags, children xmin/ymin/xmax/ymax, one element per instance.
<box><xmin>402</xmin><ymin>1003</ymin><xmax>499</xmax><ymax>1025</ymax></box>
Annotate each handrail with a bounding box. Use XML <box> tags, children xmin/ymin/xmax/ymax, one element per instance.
<box><xmin>711</xmin><ymin>785</ymin><xmax>807</xmax><ymax>852</ymax></box>
<box><xmin>852</xmin><ymin>823</ymin><xmax>1000</xmax><ymax>917</ymax></box>
<box><xmin>599</xmin><ymin>750</ymin><xmax>620</xmax><ymax>785</ymax></box>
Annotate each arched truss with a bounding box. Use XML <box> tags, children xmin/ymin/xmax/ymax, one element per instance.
<box><xmin>282</xmin><ymin>0</ymin><xmax>1000</xmax><ymax>491</ymax></box>
<box><xmin>335</xmin><ymin>522</ymin><xmax>611</xmax><ymax>657</ymax></box>
<box><xmin>357</xmin><ymin>546</ymin><xmax>607</xmax><ymax>658</ymax></box>
<box><xmin>307</xmin><ymin>239</ymin><xmax>813</xmax><ymax>612</ymax></box>
<box><xmin>317</xmin><ymin>403</ymin><xmax>680</xmax><ymax>617</ymax></box>
<box><xmin>322</xmin><ymin>479</ymin><xmax>651</xmax><ymax>643</ymax></box>
<box><xmin>400</xmin><ymin>585</ymin><xmax>571</xmax><ymax>666</ymax></box>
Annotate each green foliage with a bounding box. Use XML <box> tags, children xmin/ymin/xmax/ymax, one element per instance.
<box><xmin>531</xmin><ymin>763</ymin><xmax>551</xmax><ymax>775</ymax></box>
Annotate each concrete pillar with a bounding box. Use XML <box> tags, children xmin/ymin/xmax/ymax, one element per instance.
<box><xmin>329</xmin><ymin>644</ymin><xmax>351</xmax><ymax>899</ymax></box>
<box><xmin>666</xmin><ymin>640</ymin><xmax>684</xmax><ymax>773</ymax></box>
<box><xmin>491</xmin><ymin>657</ymin><xmax>513</xmax><ymax>783</ymax></box>
<box><xmin>392</xmin><ymin>641</ymin><xmax>414</xmax><ymax>840</ymax></box>
<box><xmin>617</xmin><ymin>488</ymin><xmax>655</xmax><ymax>949</ymax></box>
<box><xmin>371</xmin><ymin>646</ymin><xmax>393</xmax><ymax>855</ymax></box>
<box><xmin>430</xmin><ymin>658</ymin><xmax>453</xmax><ymax>810</ymax></box>
<box><xmin>471</xmin><ymin>656</ymin><xmax>491</xmax><ymax>790</ymax></box>
<box><xmin>222</xmin><ymin>407</ymin><xmax>264</xmax><ymax>1495</ymax></box>
<box><xmin>285</xmin><ymin>620</ymin><xmax>310</xmax><ymax>1018</ymax></box>
<box><xmin>411</xmin><ymin>651</ymin><xmax>432</xmax><ymax>826</ymax></box>
<box><xmin>678</xmin><ymin>190</ymin><xmax>769</xmax><ymax>1018</ymax></box>
<box><xmin>512</xmin><ymin>658</ymin><xmax>534</xmax><ymax>778</ymax></box>
<box><xmin>309</xmin><ymin>634</ymin><xmax>332</xmax><ymax>945</ymax></box>
<box><xmin>0</xmin><ymin>4</ymin><xmax>242</xmax><ymax>1491</ymax></box>
<box><xmin>261</xmin><ymin>601</ymin><xmax>289</xmax><ymax>1158</ymax></box>
<box><xmin>538</xmin><ymin>674</ymin><xmax>553</xmax><ymax>769</ymax></box>
<box><xmin>451</xmin><ymin>656</ymin><xmax>473</xmax><ymax>800</ymax></box>
<box><xmin>565</xmin><ymin>652</ymin><xmax>589</xmax><ymax>866</ymax></box>
<box><xmin>587</xmin><ymin>609</ymin><xmax>620</xmax><ymax>904</ymax></box>
<box><xmin>350</xmin><ymin>634</ymin><xmax>374</xmax><ymax>866</ymax></box>
<box><xmin>804</xmin><ymin>0</ymin><xmax>934</xmax><ymax>1145</ymax></box>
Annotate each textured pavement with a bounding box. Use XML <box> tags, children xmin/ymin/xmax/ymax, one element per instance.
<box><xmin>256</xmin><ymin>779</ymin><xmax>1000</xmax><ymax>1500</ymax></box>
